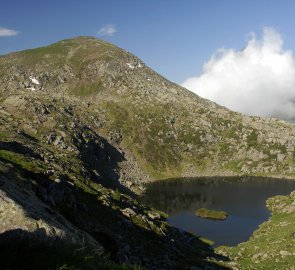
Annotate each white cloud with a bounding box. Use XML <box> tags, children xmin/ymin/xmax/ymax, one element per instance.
<box><xmin>182</xmin><ymin>27</ymin><xmax>295</xmax><ymax>121</ymax></box>
<box><xmin>97</xmin><ymin>24</ymin><xmax>117</xmax><ymax>36</ymax></box>
<box><xmin>0</xmin><ymin>27</ymin><xmax>19</xmax><ymax>37</ymax></box>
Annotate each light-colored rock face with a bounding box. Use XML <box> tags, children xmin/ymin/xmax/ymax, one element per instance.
<box><xmin>0</xmin><ymin>163</ymin><xmax>103</xmax><ymax>251</ymax></box>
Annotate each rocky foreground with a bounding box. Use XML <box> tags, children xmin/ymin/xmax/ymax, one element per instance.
<box><xmin>1</xmin><ymin>37</ymin><xmax>295</xmax><ymax>269</ymax></box>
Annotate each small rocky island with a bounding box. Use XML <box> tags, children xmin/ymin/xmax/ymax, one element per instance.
<box><xmin>195</xmin><ymin>208</ymin><xmax>228</xmax><ymax>220</ymax></box>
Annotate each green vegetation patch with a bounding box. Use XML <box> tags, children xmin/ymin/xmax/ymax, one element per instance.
<box><xmin>217</xmin><ymin>193</ymin><xmax>295</xmax><ymax>269</ymax></box>
<box><xmin>195</xmin><ymin>208</ymin><xmax>228</xmax><ymax>220</ymax></box>
<box><xmin>70</xmin><ymin>81</ymin><xmax>104</xmax><ymax>96</ymax></box>
<box><xmin>0</xmin><ymin>131</ymin><xmax>10</xmax><ymax>140</ymax></box>
<box><xmin>247</xmin><ymin>130</ymin><xmax>258</xmax><ymax>148</ymax></box>
<box><xmin>223</xmin><ymin>160</ymin><xmax>243</xmax><ymax>173</ymax></box>
<box><xmin>0</xmin><ymin>149</ymin><xmax>44</xmax><ymax>173</ymax></box>
<box><xmin>19</xmin><ymin>42</ymin><xmax>68</xmax><ymax>67</ymax></box>
<box><xmin>199</xmin><ymin>236</ymin><xmax>215</xmax><ymax>246</ymax></box>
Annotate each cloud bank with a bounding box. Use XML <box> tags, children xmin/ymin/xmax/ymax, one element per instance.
<box><xmin>0</xmin><ymin>27</ymin><xmax>19</xmax><ymax>37</ymax></box>
<box><xmin>182</xmin><ymin>27</ymin><xmax>295</xmax><ymax>121</ymax></box>
<box><xmin>98</xmin><ymin>24</ymin><xmax>117</xmax><ymax>36</ymax></box>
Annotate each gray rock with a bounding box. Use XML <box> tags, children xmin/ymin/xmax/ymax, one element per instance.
<box><xmin>148</xmin><ymin>212</ymin><xmax>161</xmax><ymax>220</ymax></box>
<box><xmin>121</xmin><ymin>208</ymin><xmax>137</xmax><ymax>218</ymax></box>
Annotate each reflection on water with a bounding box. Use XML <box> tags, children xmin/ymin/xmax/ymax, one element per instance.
<box><xmin>140</xmin><ymin>177</ymin><xmax>295</xmax><ymax>246</ymax></box>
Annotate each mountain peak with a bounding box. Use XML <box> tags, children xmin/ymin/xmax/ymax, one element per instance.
<box><xmin>0</xmin><ymin>36</ymin><xmax>186</xmax><ymax>101</ymax></box>
<box><xmin>56</xmin><ymin>35</ymin><xmax>113</xmax><ymax>47</ymax></box>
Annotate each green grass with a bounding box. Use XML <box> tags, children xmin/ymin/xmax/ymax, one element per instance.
<box><xmin>0</xmin><ymin>131</ymin><xmax>10</xmax><ymax>140</ymax></box>
<box><xmin>19</xmin><ymin>42</ymin><xmax>68</xmax><ymax>68</ymax></box>
<box><xmin>99</xmin><ymin>100</ymin><xmax>183</xmax><ymax>177</ymax></box>
<box><xmin>217</xmin><ymin>193</ymin><xmax>295</xmax><ymax>269</ymax></box>
<box><xmin>223</xmin><ymin>160</ymin><xmax>243</xmax><ymax>173</ymax></box>
<box><xmin>70</xmin><ymin>81</ymin><xmax>104</xmax><ymax>96</ymax></box>
<box><xmin>0</xmin><ymin>149</ymin><xmax>44</xmax><ymax>173</ymax></box>
<box><xmin>195</xmin><ymin>208</ymin><xmax>228</xmax><ymax>220</ymax></box>
<box><xmin>247</xmin><ymin>130</ymin><xmax>258</xmax><ymax>148</ymax></box>
<box><xmin>218</xmin><ymin>142</ymin><xmax>232</xmax><ymax>156</ymax></box>
<box><xmin>111</xmin><ymin>189</ymin><xmax>122</xmax><ymax>201</ymax></box>
<box><xmin>222</xmin><ymin>122</ymin><xmax>243</xmax><ymax>140</ymax></box>
<box><xmin>199</xmin><ymin>236</ymin><xmax>215</xmax><ymax>246</ymax></box>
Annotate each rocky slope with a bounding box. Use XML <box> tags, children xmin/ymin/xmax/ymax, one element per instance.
<box><xmin>1</xmin><ymin>36</ymin><xmax>295</xmax><ymax>269</ymax></box>
<box><xmin>1</xmin><ymin>37</ymin><xmax>295</xmax><ymax>180</ymax></box>
<box><xmin>0</xmin><ymin>37</ymin><xmax>233</xmax><ymax>269</ymax></box>
<box><xmin>0</xmin><ymin>99</ymin><xmax>228</xmax><ymax>269</ymax></box>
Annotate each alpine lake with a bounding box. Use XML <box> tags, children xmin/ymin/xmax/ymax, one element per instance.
<box><xmin>140</xmin><ymin>177</ymin><xmax>295</xmax><ymax>247</ymax></box>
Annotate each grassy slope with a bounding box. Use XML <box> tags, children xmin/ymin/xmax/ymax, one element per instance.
<box><xmin>217</xmin><ymin>193</ymin><xmax>295</xmax><ymax>269</ymax></box>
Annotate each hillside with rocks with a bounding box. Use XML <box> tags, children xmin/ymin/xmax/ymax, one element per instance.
<box><xmin>1</xmin><ymin>37</ymin><xmax>295</xmax><ymax>181</ymax></box>
<box><xmin>0</xmin><ymin>95</ymin><xmax>228</xmax><ymax>269</ymax></box>
<box><xmin>1</xmin><ymin>36</ymin><xmax>295</xmax><ymax>269</ymax></box>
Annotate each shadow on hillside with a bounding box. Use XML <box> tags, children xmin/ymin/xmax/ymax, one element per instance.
<box><xmin>0</xmin><ymin>228</ymin><xmax>105</xmax><ymax>270</ymax></box>
<box><xmin>0</xmin><ymin>140</ymin><xmax>42</xmax><ymax>159</ymax></box>
<box><xmin>0</xmin><ymin>158</ymin><xmax>230</xmax><ymax>269</ymax></box>
<box><xmin>0</xmin><ymin>134</ymin><xmax>132</xmax><ymax>195</ymax></box>
<box><xmin>68</xmin><ymin>128</ymin><xmax>133</xmax><ymax>195</ymax></box>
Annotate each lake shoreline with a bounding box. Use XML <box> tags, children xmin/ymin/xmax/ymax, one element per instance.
<box><xmin>140</xmin><ymin>176</ymin><xmax>295</xmax><ymax>247</ymax></box>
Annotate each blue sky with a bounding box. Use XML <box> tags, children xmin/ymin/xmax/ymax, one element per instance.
<box><xmin>1</xmin><ymin>0</ymin><xmax>295</xmax><ymax>83</ymax></box>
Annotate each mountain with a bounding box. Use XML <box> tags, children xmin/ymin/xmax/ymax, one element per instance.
<box><xmin>0</xmin><ymin>37</ymin><xmax>230</xmax><ymax>269</ymax></box>
<box><xmin>1</xmin><ymin>36</ymin><xmax>295</xmax><ymax>269</ymax></box>
<box><xmin>2</xmin><ymin>37</ymin><xmax>295</xmax><ymax>182</ymax></box>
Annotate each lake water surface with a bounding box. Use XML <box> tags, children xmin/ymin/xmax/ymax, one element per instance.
<box><xmin>140</xmin><ymin>177</ymin><xmax>295</xmax><ymax>246</ymax></box>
